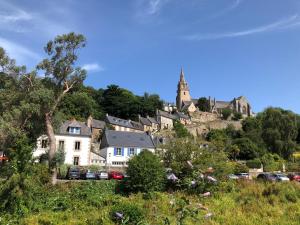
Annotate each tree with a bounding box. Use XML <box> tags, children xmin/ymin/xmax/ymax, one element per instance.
<box><xmin>126</xmin><ymin>150</ymin><xmax>166</xmax><ymax>193</ymax></box>
<box><xmin>222</xmin><ymin>108</ymin><xmax>232</xmax><ymax>120</ymax></box>
<box><xmin>197</xmin><ymin>97</ymin><xmax>210</xmax><ymax>112</ymax></box>
<box><xmin>173</xmin><ymin>120</ymin><xmax>191</xmax><ymax>138</ymax></box>
<box><xmin>226</xmin><ymin>144</ymin><xmax>240</xmax><ymax>161</ymax></box>
<box><xmin>233</xmin><ymin>138</ymin><xmax>262</xmax><ymax>160</ymax></box>
<box><xmin>36</xmin><ymin>33</ymin><xmax>87</xmax><ymax>184</ymax></box>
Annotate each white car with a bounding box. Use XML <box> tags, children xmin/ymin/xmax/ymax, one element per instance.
<box><xmin>273</xmin><ymin>173</ymin><xmax>290</xmax><ymax>182</ymax></box>
<box><xmin>97</xmin><ymin>171</ymin><xmax>108</xmax><ymax>180</ymax></box>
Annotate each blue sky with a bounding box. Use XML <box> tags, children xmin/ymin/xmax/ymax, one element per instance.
<box><xmin>1</xmin><ymin>0</ymin><xmax>300</xmax><ymax>113</ymax></box>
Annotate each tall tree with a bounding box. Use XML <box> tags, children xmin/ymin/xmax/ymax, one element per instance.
<box><xmin>37</xmin><ymin>33</ymin><xmax>87</xmax><ymax>184</ymax></box>
<box><xmin>197</xmin><ymin>97</ymin><xmax>210</xmax><ymax>112</ymax></box>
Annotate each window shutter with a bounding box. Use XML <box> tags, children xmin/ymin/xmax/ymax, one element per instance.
<box><xmin>114</xmin><ymin>148</ymin><xmax>117</xmax><ymax>156</ymax></box>
<box><xmin>122</xmin><ymin>148</ymin><xmax>124</xmax><ymax>156</ymax></box>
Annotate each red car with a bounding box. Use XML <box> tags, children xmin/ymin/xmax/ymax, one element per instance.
<box><xmin>288</xmin><ymin>173</ymin><xmax>300</xmax><ymax>182</ymax></box>
<box><xmin>109</xmin><ymin>171</ymin><xmax>124</xmax><ymax>180</ymax></box>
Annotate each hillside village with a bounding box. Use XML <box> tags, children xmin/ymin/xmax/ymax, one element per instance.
<box><xmin>33</xmin><ymin>69</ymin><xmax>254</xmax><ymax>169</ymax></box>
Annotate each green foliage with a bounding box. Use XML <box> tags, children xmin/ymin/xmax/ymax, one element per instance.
<box><xmin>173</xmin><ymin>120</ymin><xmax>191</xmax><ymax>138</ymax></box>
<box><xmin>261</xmin><ymin>153</ymin><xmax>284</xmax><ymax>172</ymax></box>
<box><xmin>126</xmin><ymin>150</ymin><xmax>166</xmax><ymax>193</ymax></box>
<box><xmin>197</xmin><ymin>97</ymin><xmax>210</xmax><ymax>112</ymax></box>
<box><xmin>246</xmin><ymin>158</ymin><xmax>262</xmax><ymax>169</ymax></box>
<box><xmin>222</xmin><ymin>108</ymin><xmax>232</xmax><ymax>120</ymax></box>
<box><xmin>233</xmin><ymin>138</ymin><xmax>262</xmax><ymax>160</ymax></box>
<box><xmin>111</xmin><ymin>202</ymin><xmax>145</xmax><ymax>225</ymax></box>
<box><xmin>233</xmin><ymin>163</ymin><xmax>249</xmax><ymax>173</ymax></box>
<box><xmin>232</xmin><ymin>111</ymin><xmax>242</xmax><ymax>120</ymax></box>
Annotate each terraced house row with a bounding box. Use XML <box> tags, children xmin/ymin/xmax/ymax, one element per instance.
<box><xmin>34</xmin><ymin>110</ymin><xmax>190</xmax><ymax>169</ymax></box>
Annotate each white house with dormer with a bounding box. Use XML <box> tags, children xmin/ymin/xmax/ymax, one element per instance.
<box><xmin>99</xmin><ymin>130</ymin><xmax>155</xmax><ymax>168</ymax></box>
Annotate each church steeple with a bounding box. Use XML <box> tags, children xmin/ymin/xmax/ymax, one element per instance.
<box><xmin>176</xmin><ymin>67</ymin><xmax>191</xmax><ymax>110</ymax></box>
<box><xmin>180</xmin><ymin>67</ymin><xmax>186</xmax><ymax>83</ymax></box>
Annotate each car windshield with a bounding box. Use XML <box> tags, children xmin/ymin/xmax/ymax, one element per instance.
<box><xmin>276</xmin><ymin>174</ymin><xmax>286</xmax><ymax>178</ymax></box>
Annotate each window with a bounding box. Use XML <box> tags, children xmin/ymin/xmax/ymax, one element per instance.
<box><xmin>69</xmin><ymin>127</ymin><xmax>81</xmax><ymax>134</ymax></box>
<box><xmin>112</xmin><ymin>161</ymin><xmax>124</xmax><ymax>165</ymax></box>
<box><xmin>129</xmin><ymin>148</ymin><xmax>135</xmax><ymax>156</ymax></box>
<box><xmin>73</xmin><ymin>157</ymin><xmax>79</xmax><ymax>165</ymax></box>
<box><xmin>115</xmin><ymin>148</ymin><xmax>122</xmax><ymax>156</ymax></box>
<box><xmin>75</xmin><ymin>141</ymin><xmax>81</xmax><ymax>150</ymax></box>
<box><xmin>58</xmin><ymin>140</ymin><xmax>65</xmax><ymax>151</ymax></box>
<box><xmin>41</xmin><ymin>140</ymin><xmax>48</xmax><ymax>148</ymax></box>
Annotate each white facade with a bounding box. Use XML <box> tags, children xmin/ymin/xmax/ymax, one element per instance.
<box><xmin>100</xmin><ymin>146</ymin><xmax>155</xmax><ymax>167</ymax></box>
<box><xmin>34</xmin><ymin>134</ymin><xmax>92</xmax><ymax>166</ymax></box>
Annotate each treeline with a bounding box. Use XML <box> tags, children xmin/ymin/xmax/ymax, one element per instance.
<box><xmin>206</xmin><ymin>107</ymin><xmax>300</xmax><ymax>161</ymax></box>
<box><xmin>59</xmin><ymin>84</ymin><xmax>163</xmax><ymax>121</ymax></box>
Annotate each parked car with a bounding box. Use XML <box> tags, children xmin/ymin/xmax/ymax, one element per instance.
<box><xmin>81</xmin><ymin>169</ymin><xmax>96</xmax><ymax>180</ymax></box>
<box><xmin>228</xmin><ymin>174</ymin><xmax>239</xmax><ymax>180</ymax></box>
<box><xmin>257</xmin><ymin>173</ymin><xmax>277</xmax><ymax>182</ymax></box>
<box><xmin>235</xmin><ymin>173</ymin><xmax>250</xmax><ymax>179</ymax></box>
<box><xmin>287</xmin><ymin>173</ymin><xmax>300</xmax><ymax>182</ymax></box>
<box><xmin>67</xmin><ymin>167</ymin><xmax>81</xmax><ymax>180</ymax></box>
<box><xmin>97</xmin><ymin>171</ymin><xmax>108</xmax><ymax>180</ymax></box>
<box><xmin>273</xmin><ymin>173</ymin><xmax>289</xmax><ymax>182</ymax></box>
<box><xmin>109</xmin><ymin>171</ymin><xmax>124</xmax><ymax>180</ymax></box>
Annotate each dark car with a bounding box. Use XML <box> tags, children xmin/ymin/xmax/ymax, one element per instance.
<box><xmin>288</xmin><ymin>173</ymin><xmax>300</xmax><ymax>182</ymax></box>
<box><xmin>108</xmin><ymin>171</ymin><xmax>124</xmax><ymax>180</ymax></box>
<box><xmin>81</xmin><ymin>169</ymin><xmax>96</xmax><ymax>180</ymax></box>
<box><xmin>67</xmin><ymin>167</ymin><xmax>81</xmax><ymax>180</ymax></box>
<box><xmin>257</xmin><ymin>173</ymin><xmax>277</xmax><ymax>182</ymax></box>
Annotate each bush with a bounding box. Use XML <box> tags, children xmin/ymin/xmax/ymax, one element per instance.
<box><xmin>222</xmin><ymin>108</ymin><xmax>232</xmax><ymax>120</ymax></box>
<box><xmin>110</xmin><ymin>202</ymin><xmax>144</xmax><ymax>225</ymax></box>
<box><xmin>234</xmin><ymin>163</ymin><xmax>249</xmax><ymax>173</ymax></box>
<box><xmin>233</xmin><ymin>112</ymin><xmax>242</xmax><ymax>121</ymax></box>
<box><xmin>173</xmin><ymin>120</ymin><xmax>191</xmax><ymax>138</ymax></box>
<box><xmin>125</xmin><ymin>150</ymin><xmax>166</xmax><ymax>193</ymax></box>
<box><xmin>246</xmin><ymin>159</ymin><xmax>262</xmax><ymax>169</ymax></box>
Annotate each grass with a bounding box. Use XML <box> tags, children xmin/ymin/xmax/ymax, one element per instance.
<box><xmin>1</xmin><ymin>180</ymin><xmax>300</xmax><ymax>225</ymax></box>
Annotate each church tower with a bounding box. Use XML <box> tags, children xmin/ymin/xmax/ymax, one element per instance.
<box><xmin>176</xmin><ymin>68</ymin><xmax>191</xmax><ymax>110</ymax></box>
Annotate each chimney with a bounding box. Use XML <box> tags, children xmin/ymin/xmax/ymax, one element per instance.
<box><xmin>87</xmin><ymin>115</ymin><xmax>93</xmax><ymax>128</ymax></box>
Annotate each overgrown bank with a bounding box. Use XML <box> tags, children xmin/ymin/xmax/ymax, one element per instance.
<box><xmin>1</xmin><ymin>178</ymin><xmax>299</xmax><ymax>225</ymax></box>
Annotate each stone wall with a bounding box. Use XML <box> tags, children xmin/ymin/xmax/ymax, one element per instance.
<box><xmin>186</xmin><ymin>111</ymin><xmax>242</xmax><ymax>137</ymax></box>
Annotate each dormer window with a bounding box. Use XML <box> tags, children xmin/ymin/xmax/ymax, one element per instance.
<box><xmin>69</xmin><ymin>127</ymin><xmax>81</xmax><ymax>134</ymax></box>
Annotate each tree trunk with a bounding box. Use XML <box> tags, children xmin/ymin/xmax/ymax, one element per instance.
<box><xmin>45</xmin><ymin>113</ymin><xmax>57</xmax><ymax>185</ymax></box>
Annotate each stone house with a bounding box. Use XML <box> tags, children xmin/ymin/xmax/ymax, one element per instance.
<box><xmin>139</xmin><ymin>115</ymin><xmax>160</xmax><ymax>132</ymax></box>
<box><xmin>105</xmin><ymin>114</ymin><xmax>144</xmax><ymax>133</ymax></box>
<box><xmin>156</xmin><ymin>110</ymin><xmax>177</xmax><ymax>129</ymax></box>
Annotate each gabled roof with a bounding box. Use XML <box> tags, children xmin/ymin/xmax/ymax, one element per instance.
<box><xmin>101</xmin><ymin>130</ymin><xmax>155</xmax><ymax>149</ymax></box>
<box><xmin>130</xmin><ymin>121</ymin><xmax>144</xmax><ymax>131</ymax></box>
<box><xmin>148</xmin><ymin>116</ymin><xmax>159</xmax><ymax>124</ymax></box>
<box><xmin>158</xmin><ymin>110</ymin><xmax>177</xmax><ymax>120</ymax></box>
<box><xmin>91</xmin><ymin>119</ymin><xmax>106</xmax><ymax>129</ymax></box>
<box><xmin>57</xmin><ymin>120</ymin><xmax>91</xmax><ymax>136</ymax></box>
<box><xmin>106</xmin><ymin>115</ymin><xmax>133</xmax><ymax>129</ymax></box>
<box><xmin>139</xmin><ymin>116</ymin><xmax>152</xmax><ymax>126</ymax></box>
<box><xmin>174</xmin><ymin>112</ymin><xmax>190</xmax><ymax>120</ymax></box>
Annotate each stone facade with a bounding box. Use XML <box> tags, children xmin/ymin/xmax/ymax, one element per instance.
<box><xmin>176</xmin><ymin>68</ymin><xmax>253</xmax><ymax>117</ymax></box>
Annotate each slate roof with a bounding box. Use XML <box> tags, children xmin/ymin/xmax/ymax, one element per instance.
<box><xmin>148</xmin><ymin>116</ymin><xmax>159</xmax><ymax>124</ymax></box>
<box><xmin>130</xmin><ymin>121</ymin><xmax>144</xmax><ymax>131</ymax></box>
<box><xmin>91</xmin><ymin>119</ymin><xmax>106</xmax><ymax>129</ymax></box>
<box><xmin>57</xmin><ymin>120</ymin><xmax>91</xmax><ymax>136</ymax></box>
<box><xmin>158</xmin><ymin>110</ymin><xmax>177</xmax><ymax>120</ymax></box>
<box><xmin>100</xmin><ymin>130</ymin><xmax>155</xmax><ymax>149</ymax></box>
<box><xmin>106</xmin><ymin>115</ymin><xmax>133</xmax><ymax>129</ymax></box>
<box><xmin>139</xmin><ymin>116</ymin><xmax>152</xmax><ymax>126</ymax></box>
<box><xmin>214</xmin><ymin>101</ymin><xmax>231</xmax><ymax>109</ymax></box>
<box><xmin>174</xmin><ymin>112</ymin><xmax>190</xmax><ymax>120</ymax></box>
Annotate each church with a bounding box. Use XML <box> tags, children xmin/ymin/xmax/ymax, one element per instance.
<box><xmin>176</xmin><ymin>68</ymin><xmax>253</xmax><ymax>117</ymax></box>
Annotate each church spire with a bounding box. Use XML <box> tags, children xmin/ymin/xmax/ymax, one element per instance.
<box><xmin>180</xmin><ymin>67</ymin><xmax>185</xmax><ymax>83</ymax></box>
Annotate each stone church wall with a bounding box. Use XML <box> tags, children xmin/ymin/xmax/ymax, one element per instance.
<box><xmin>189</xmin><ymin>111</ymin><xmax>219</xmax><ymax>123</ymax></box>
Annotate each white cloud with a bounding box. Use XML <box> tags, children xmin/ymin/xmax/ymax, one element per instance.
<box><xmin>184</xmin><ymin>14</ymin><xmax>300</xmax><ymax>40</ymax></box>
<box><xmin>135</xmin><ymin>0</ymin><xmax>170</xmax><ymax>18</ymax></box>
<box><xmin>82</xmin><ymin>63</ymin><xmax>105</xmax><ymax>72</ymax></box>
<box><xmin>0</xmin><ymin>37</ymin><xmax>40</xmax><ymax>64</ymax></box>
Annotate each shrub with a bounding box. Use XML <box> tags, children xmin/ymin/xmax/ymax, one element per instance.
<box><xmin>125</xmin><ymin>150</ymin><xmax>166</xmax><ymax>193</ymax></box>
<box><xmin>246</xmin><ymin>159</ymin><xmax>262</xmax><ymax>169</ymax></box>
<box><xmin>222</xmin><ymin>108</ymin><xmax>232</xmax><ymax>120</ymax></box>
<box><xmin>233</xmin><ymin>112</ymin><xmax>242</xmax><ymax>121</ymax></box>
<box><xmin>173</xmin><ymin>120</ymin><xmax>191</xmax><ymax>138</ymax></box>
<box><xmin>234</xmin><ymin>163</ymin><xmax>249</xmax><ymax>173</ymax></box>
<box><xmin>110</xmin><ymin>202</ymin><xmax>144</xmax><ymax>225</ymax></box>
